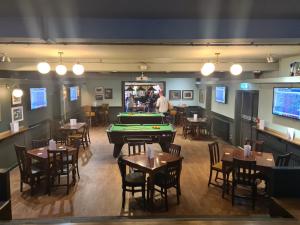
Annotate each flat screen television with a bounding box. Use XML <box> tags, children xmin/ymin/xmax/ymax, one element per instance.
<box><xmin>215</xmin><ymin>86</ymin><xmax>227</xmax><ymax>104</ymax></box>
<box><xmin>70</xmin><ymin>86</ymin><xmax>78</xmax><ymax>101</ymax></box>
<box><xmin>30</xmin><ymin>88</ymin><xmax>47</xmax><ymax>110</ymax></box>
<box><xmin>272</xmin><ymin>87</ymin><xmax>300</xmax><ymax>120</ymax></box>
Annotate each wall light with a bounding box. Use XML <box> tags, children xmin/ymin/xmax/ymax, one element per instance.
<box><xmin>55</xmin><ymin>52</ymin><xmax>67</xmax><ymax>76</ymax></box>
<box><xmin>201</xmin><ymin>63</ymin><xmax>215</xmax><ymax>76</ymax></box>
<box><xmin>230</xmin><ymin>64</ymin><xmax>243</xmax><ymax>76</ymax></box>
<box><xmin>12</xmin><ymin>88</ymin><xmax>23</xmax><ymax>98</ymax></box>
<box><xmin>37</xmin><ymin>61</ymin><xmax>51</xmax><ymax>74</ymax></box>
<box><xmin>72</xmin><ymin>63</ymin><xmax>85</xmax><ymax>75</ymax></box>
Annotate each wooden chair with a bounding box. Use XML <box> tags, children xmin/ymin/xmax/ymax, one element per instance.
<box><xmin>14</xmin><ymin>145</ymin><xmax>44</xmax><ymax>195</ymax></box>
<box><xmin>182</xmin><ymin>118</ymin><xmax>194</xmax><ymax>139</ymax></box>
<box><xmin>276</xmin><ymin>153</ymin><xmax>292</xmax><ymax>167</ymax></box>
<box><xmin>232</xmin><ymin>158</ymin><xmax>258</xmax><ymax>210</ymax></box>
<box><xmin>127</xmin><ymin>142</ymin><xmax>146</xmax><ymax>155</ymax></box>
<box><xmin>152</xmin><ymin>158</ymin><xmax>182</xmax><ymax>211</ymax></box>
<box><xmin>99</xmin><ymin>104</ymin><xmax>109</xmax><ymax>125</ymax></box>
<box><xmin>51</xmin><ymin>120</ymin><xmax>68</xmax><ymax>145</ymax></box>
<box><xmin>199</xmin><ymin>117</ymin><xmax>211</xmax><ymax>137</ymax></box>
<box><xmin>47</xmin><ymin>149</ymin><xmax>76</xmax><ymax>195</ymax></box>
<box><xmin>68</xmin><ymin>139</ymin><xmax>81</xmax><ymax>179</ymax></box>
<box><xmin>117</xmin><ymin>157</ymin><xmax>146</xmax><ymax>209</ymax></box>
<box><xmin>208</xmin><ymin>142</ymin><xmax>231</xmax><ymax>188</ymax></box>
<box><xmin>68</xmin><ymin>125</ymin><xmax>88</xmax><ymax>149</ymax></box>
<box><xmin>83</xmin><ymin>105</ymin><xmax>96</xmax><ymax>127</ymax></box>
<box><xmin>168</xmin><ymin>144</ymin><xmax>181</xmax><ymax>156</ymax></box>
<box><xmin>31</xmin><ymin>139</ymin><xmax>49</xmax><ymax>149</ymax></box>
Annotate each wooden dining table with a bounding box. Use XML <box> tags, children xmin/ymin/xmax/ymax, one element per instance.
<box><xmin>186</xmin><ymin>117</ymin><xmax>208</xmax><ymax>139</ymax></box>
<box><xmin>122</xmin><ymin>152</ymin><xmax>183</xmax><ymax>209</ymax></box>
<box><xmin>59</xmin><ymin>122</ymin><xmax>86</xmax><ymax>132</ymax></box>
<box><xmin>221</xmin><ymin>146</ymin><xmax>275</xmax><ymax>197</ymax></box>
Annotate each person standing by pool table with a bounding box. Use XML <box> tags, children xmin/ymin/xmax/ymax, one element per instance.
<box><xmin>156</xmin><ymin>91</ymin><xmax>169</xmax><ymax>116</ymax></box>
<box><xmin>126</xmin><ymin>94</ymin><xmax>135</xmax><ymax>112</ymax></box>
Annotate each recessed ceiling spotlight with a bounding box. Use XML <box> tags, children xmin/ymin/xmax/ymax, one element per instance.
<box><xmin>230</xmin><ymin>64</ymin><xmax>243</xmax><ymax>76</ymax></box>
<box><xmin>266</xmin><ymin>55</ymin><xmax>276</xmax><ymax>63</ymax></box>
<box><xmin>1</xmin><ymin>53</ymin><xmax>11</xmax><ymax>63</ymax></box>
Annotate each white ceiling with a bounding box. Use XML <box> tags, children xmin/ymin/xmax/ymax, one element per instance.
<box><xmin>0</xmin><ymin>43</ymin><xmax>298</xmax><ymax>72</ymax></box>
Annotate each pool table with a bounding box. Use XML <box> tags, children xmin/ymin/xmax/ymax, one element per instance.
<box><xmin>117</xmin><ymin>112</ymin><xmax>165</xmax><ymax>124</ymax></box>
<box><xmin>107</xmin><ymin>124</ymin><xmax>176</xmax><ymax>157</ymax></box>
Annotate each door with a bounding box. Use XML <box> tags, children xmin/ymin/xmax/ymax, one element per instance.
<box><xmin>235</xmin><ymin>90</ymin><xmax>259</xmax><ymax>147</ymax></box>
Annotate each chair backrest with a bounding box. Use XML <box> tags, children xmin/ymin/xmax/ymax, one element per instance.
<box><xmin>83</xmin><ymin>105</ymin><xmax>91</xmax><ymax>112</ymax></box>
<box><xmin>208</xmin><ymin>142</ymin><xmax>220</xmax><ymax>166</ymax></box>
<box><xmin>117</xmin><ymin>157</ymin><xmax>126</xmax><ymax>184</ymax></box>
<box><xmin>164</xmin><ymin>158</ymin><xmax>182</xmax><ymax>187</ymax></box>
<box><xmin>232</xmin><ymin>158</ymin><xmax>257</xmax><ymax>186</ymax></box>
<box><xmin>32</xmin><ymin>139</ymin><xmax>49</xmax><ymax>149</ymax></box>
<box><xmin>101</xmin><ymin>104</ymin><xmax>109</xmax><ymax>111</ymax></box>
<box><xmin>47</xmin><ymin>149</ymin><xmax>72</xmax><ymax>175</ymax></box>
<box><xmin>244</xmin><ymin>139</ymin><xmax>264</xmax><ymax>152</ymax></box>
<box><xmin>69</xmin><ymin>139</ymin><xmax>81</xmax><ymax>161</ymax></box>
<box><xmin>276</xmin><ymin>153</ymin><xmax>292</xmax><ymax>167</ymax></box>
<box><xmin>14</xmin><ymin>145</ymin><xmax>28</xmax><ymax>179</ymax></box>
<box><xmin>128</xmin><ymin>142</ymin><xmax>146</xmax><ymax>155</ymax></box>
<box><xmin>168</xmin><ymin>144</ymin><xmax>181</xmax><ymax>156</ymax></box>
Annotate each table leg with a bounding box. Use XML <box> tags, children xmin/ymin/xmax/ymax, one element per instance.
<box><xmin>222</xmin><ymin>163</ymin><xmax>227</xmax><ymax>198</ymax></box>
<box><xmin>147</xmin><ymin>173</ymin><xmax>155</xmax><ymax>210</ymax></box>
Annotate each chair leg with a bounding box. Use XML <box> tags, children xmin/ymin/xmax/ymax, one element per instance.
<box><xmin>20</xmin><ymin>181</ymin><xmax>23</xmax><ymax>192</ymax></box>
<box><xmin>66</xmin><ymin>174</ymin><xmax>69</xmax><ymax>195</ymax></box>
<box><xmin>164</xmin><ymin>188</ymin><xmax>168</xmax><ymax>211</ymax></box>
<box><xmin>122</xmin><ymin>189</ymin><xmax>125</xmax><ymax>209</ymax></box>
<box><xmin>215</xmin><ymin>171</ymin><xmax>219</xmax><ymax>182</ymax></box>
<box><xmin>252</xmin><ymin>186</ymin><xmax>257</xmax><ymax>210</ymax></box>
<box><xmin>76</xmin><ymin>164</ymin><xmax>80</xmax><ymax>179</ymax></box>
<box><xmin>176</xmin><ymin>186</ymin><xmax>180</xmax><ymax>204</ymax></box>
<box><xmin>231</xmin><ymin>184</ymin><xmax>235</xmax><ymax>206</ymax></box>
<box><xmin>142</xmin><ymin>185</ymin><xmax>146</xmax><ymax>210</ymax></box>
<box><xmin>208</xmin><ymin>169</ymin><xmax>212</xmax><ymax>186</ymax></box>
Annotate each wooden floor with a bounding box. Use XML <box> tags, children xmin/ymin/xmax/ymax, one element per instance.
<box><xmin>10</xmin><ymin>126</ymin><xmax>271</xmax><ymax>220</ymax></box>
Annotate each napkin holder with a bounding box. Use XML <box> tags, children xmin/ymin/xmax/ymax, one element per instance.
<box><xmin>243</xmin><ymin>144</ymin><xmax>251</xmax><ymax>157</ymax></box>
<box><xmin>10</xmin><ymin>121</ymin><xmax>19</xmax><ymax>133</ymax></box>
<box><xmin>287</xmin><ymin>127</ymin><xmax>295</xmax><ymax>141</ymax></box>
<box><xmin>70</xmin><ymin>119</ymin><xmax>77</xmax><ymax>126</ymax></box>
<box><xmin>193</xmin><ymin>114</ymin><xmax>198</xmax><ymax>120</ymax></box>
<box><xmin>259</xmin><ymin>120</ymin><xmax>265</xmax><ymax>130</ymax></box>
<box><xmin>48</xmin><ymin>139</ymin><xmax>57</xmax><ymax>150</ymax></box>
<box><xmin>147</xmin><ymin>146</ymin><xmax>154</xmax><ymax>159</ymax></box>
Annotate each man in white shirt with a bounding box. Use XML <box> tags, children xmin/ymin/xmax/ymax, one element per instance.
<box><xmin>156</xmin><ymin>91</ymin><xmax>169</xmax><ymax>114</ymax></box>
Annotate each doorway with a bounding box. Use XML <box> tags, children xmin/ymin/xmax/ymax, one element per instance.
<box><xmin>235</xmin><ymin>90</ymin><xmax>259</xmax><ymax>147</ymax></box>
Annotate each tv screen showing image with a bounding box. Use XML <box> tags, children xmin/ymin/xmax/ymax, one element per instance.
<box><xmin>215</xmin><ymin>86</ymin><xmax>227</xmax><ymax>103</ymax></box>
<box><xmin>273</xmin><ymin>87</ymin><xmax>300</xmax><ymax>120</ymax></box>
<box><xmin>70</xmin><ymin>86</ymin><xmax>78</xmax><ymax>101</ymax></box>
<box><xmin>30</xmin><ymin>88</ymin><xmax>47</xmax><ymax>110</ymax></box>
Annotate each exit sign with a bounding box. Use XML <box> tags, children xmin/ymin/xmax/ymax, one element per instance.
<box><xmin>240</xmin><ymin>83</ymin><xmax>249</xmax><ymax>89</ymax></box>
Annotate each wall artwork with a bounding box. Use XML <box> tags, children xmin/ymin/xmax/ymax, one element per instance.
<box><xmin>95</xmin><ymin>94</ymin><xmax>104</xmax><ymax>101</ymax></box>
<box><xmin>182</xmin><ymin>90</ymin><xmax>194</xmax><ymax>100</ymax></box>
<box><xmin>11</xmin><ymin>106</ymin><xmax>24</xmax><ymax>122</ymax></box>
<box><xmin>95</xmin><ymin>86</ymin><xmax>104</xmax><ymax>94</ymax></box>
<box><xmin>199</xmin><ymin>88</ymin><xmax>205</xmax><ymax>104</ymax></box>
<box><xmin>104</xmin><ymin>88</ymin><xmax>113</xmax><ymax>99</ymax></box>
<box><xmin>12</xmin><ymin>95</ymin><xmax>22</xmax><ymax>105</ymax></box>
<box><xmin>169</xmin><ymin>90</ymin><xmax>181</xmax><ymax>100</ymax></box>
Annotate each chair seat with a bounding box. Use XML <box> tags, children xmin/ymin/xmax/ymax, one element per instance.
<box><xmin>69</xmin><ymin>134</ymin><xmax>82</xmax><ymax>139</ymax></box>
<box><xmin>212</xmin><ymin>161</ymin><xmax>222</xmax><ymax>170</ymax></box>
<box><xmin>125</xmin><ymin>172</ymin><xmax>145</xmax><ymax>185</ymax></box>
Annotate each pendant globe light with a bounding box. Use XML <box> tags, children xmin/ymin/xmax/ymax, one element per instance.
<box><xmin>37</xmin><ymin>61</ymin><xmax>50</xmax><ymax>74</ymax></box>
<box><xmin>55</xmin><ymin>52</ymin><xmax>67</xmax><ymax>76</ymax></box>
<box><xmin>201</xmin><ymin>53</ymin><xmax>219</xmax><ymax>76</ymax></box>
<box><xmin>230</xmin><ymin>64</ymin><xmax>243</xmax><ymax>76</ymax></box>
<box><xmin>72</xmin><ymin>63</ymin><xmax>85</xmax><ymax>75</ymax></box>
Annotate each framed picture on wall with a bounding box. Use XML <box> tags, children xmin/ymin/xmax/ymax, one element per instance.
<box><xmin>199</xmin><ymin>88</ymin><xmax>205</xmax><ymax>104</ymax></box>
<box><xmin>12</xmin><ymin>95</ymin><xmax>22</xmax><ymax>105</ymax></box>
<box><xmin>95</xmin><ymin>94</ymin><xmax>104</xmax><ymax>101</ymax></box>
<box><xmin>11</xmin><ymin>106</ymin><xmax>24</xmax><ymax>122</ymax></box>
<box><xmin>104</xmin><ymin>88</ymin><xmax>113</xmax><ymax>99</ymax></box>
<box><xmin>95</xmin><ymin>86</ymin><xmax>104</xmax><ymax>94</ymax></box>
<box><xmin>182</xmin><ymin>90</ymin><xmax>194</xmax><ymax>100</ymax></box>
<box><xmin>169</xmin><ymin>90</ymin><xmax>181</xmax><ymax>100</ymax></box>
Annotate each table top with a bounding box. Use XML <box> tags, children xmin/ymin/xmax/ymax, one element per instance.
<box><xmin>222</xmin><ymin>146</ymin><xmax>275</xmax><ymax>168</ymax></box>
<box><xmin>118</xmin><ymin>112</ymin><xmax>164</xmax><ymax>117</ymax></box>
<box><xmin>187</xmin><ymin>117</ymin><xmax>207</xmax><ymax>123</ymax></box>
<box><xmin>108</xmin><ymin>124</ymin><xmax>175</xmax><ymax>132</ymax></box>
<box><xmin>60</xmin><ymin>122</ymin><xmax>86</xmax><ymax>130</ymax></box>
<box><xmin>27</xmin><ymin>145</ymin><xmax>76</xmax><ymax>159</ymax></box>
<box><xmin>122</xmin><ymin>152</ymin><xmax>182</xmax><ymax>173</ymax></box>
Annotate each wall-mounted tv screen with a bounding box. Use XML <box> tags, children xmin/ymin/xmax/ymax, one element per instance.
<box><xmin>30</xmin><ymin>88</ymin><xmax>47</xmax><ymax>110</ymax></box>
<box><xmin>273</xmin><ymin>87</ymin><xmax>300</xmax><ymax>120</ymax></box>
<box><xmin>70</xmin><ymin>86</ymin><xmax>78</xmax><ymax>101</ymax></box>
<box><xmin>215</xmin><ymin>86</ymin><xmax>227</xmax><ymax>103</ymax></box>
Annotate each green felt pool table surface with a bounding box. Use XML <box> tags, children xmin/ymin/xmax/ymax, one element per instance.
<box><xmin>109</xmin><ymin>124</ymin><xmax>175</xmax><ymax>132</ymax></box>
<box><xmin>117</xmin><ymin>112</ymin><xmax>164</xmax><ymax>117</ymax></box>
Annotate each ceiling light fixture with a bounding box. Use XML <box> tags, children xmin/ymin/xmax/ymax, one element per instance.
<box><xmin>1</xmin><ymin>53</ymin><xmax>11</xmax><ymax>63</ymax></box>
<box><xmin>72</xmin><ymin>63</ymin><xmax>85</xmax><ymax>76</ymax></box>
<box><xmin>266</xmin><ymin>55</ymin><xmax>276</xmax><ymax>63</ymax></box>
<box><xmin>37</xmin><ymin>61</ymin><xmax>51</xmax><ymax>74</ymax></box>
<box><xmin>55</xmin><ymin>52</ymin><xmax>67</xmax><ymax>76</ymax></box>
<box><xmin>230</xmin><ymin>64</ymin><xmax>243</xmax><ymax>76</ymax></box>
<box><xmin>201</xmin><ymin>53</ymin><xmax>220</xmax><ymax>76</ymax></box>
<box><xmin>12</xmin><ymin>88</ymin><xmax>23</xmax><ymax>98</ymax></box>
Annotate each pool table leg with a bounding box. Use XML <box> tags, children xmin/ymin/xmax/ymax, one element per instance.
<box><xmin>113</xmin><ymin>144</ymin><xmax>123</xmax><ymax>158</ymax></box>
